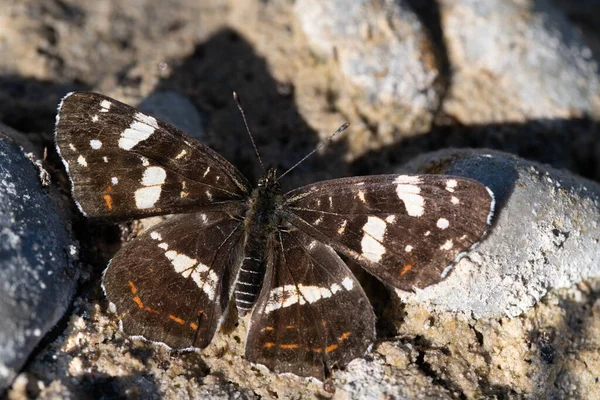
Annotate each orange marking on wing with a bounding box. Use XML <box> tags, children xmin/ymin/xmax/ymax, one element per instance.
<box><xmin>280</xmin><ymin>344</ymin><xmax>299</xmax><ymax>349</ymax></box>
<box><xmin>264</xmin><ymin>342</ymin><xmax>276</xmax><ymax>348</ymax></box>
<box><xmin>189</xmin><ymin>323</ymin><xmax>198</xmax><ymax>331</ymax></box>
<box><xmin>311</xmin><ymin>347</ymin><xmax>323</xmax><ymax>353</ymax></box>
<box><xmin>103</xmin><ymin>194</ymin><xmax>113</xmax><ymax>210</ymax></box>
<box><xmin>339</xmin><ymin>332</ymin><xmax>351</xmax><ymax>342</ymax></box>
<box><xmin>264</xmin><ymin>326</ymin><xmax>274</xmax><ymax>332</ymax></box>
<box><xmin>128</xmin><ymin>280</ymin><xmax>137</xmax><ymax>294</ymax></box>
<box><xmin>400</xmin><ymin>264</ymin><xmax>413</xmax><ymax>276</ymax></box>
<box><xmin>325</xmin><ymin>344</ymin><xmax>339</xmax><ymax>353</ymax></box>
<box><xmin>168</xmin><ymin>315</ymin><xmax>185</xmax><ymax>325</ymax></box>
<box><xmin>285</xmin><ymin>325</ymin><xmax>295</xmax><ymax>329</ymax></box>
<box><xmin>132</xmin><ymin>296</ymin><xmax>143</xmax><ymax>308</ymax></box>
<box><xmin>145</xmin><ymin>307</ymin><xmax>159</xmax><ymax>314</ymax></box>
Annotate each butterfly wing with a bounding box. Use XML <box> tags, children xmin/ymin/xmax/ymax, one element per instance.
<box><xmin>245</xmin><ymin>227</ymin><xmax>375</xmax><ymax>379</ymax></box>
<box><xmin>282</xmin><ymin>175</ymin><xmax>494</xmax><ymax>291</ymax></box>
<box><xmin>55</xmin><ymin>92</ymin><xmax>250</xmax><ymax>220</ymax></box>
<box><xmin>103</xmin><ymin>211</ymin><xmax>244</xmax><ymax>349</ymax></box>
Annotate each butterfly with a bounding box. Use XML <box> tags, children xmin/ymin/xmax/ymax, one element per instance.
<box><xmin>54</xmin><ymin>91</ymin><xmax>494</xmax><ymax>379</ymax></box>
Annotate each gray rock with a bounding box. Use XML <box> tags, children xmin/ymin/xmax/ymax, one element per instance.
<box><xmin>441</xmin><ymin>0</ymin><xmax>600</xmax><ymax>122</ymax></box>
<box><xmin>396</xmin><ymin>149</ymin><xmax>600</xmax><ymax>318</ymax></box>
<box><xmin>294</xmin><ymin>0</ymin><xmax>439</xmax><ymax>110</ymax></box>
<box><xmin>137</xmin><ymin>90</ymin><xmax>206</xmax><ymax>141</ymax></box>
<box><xmin>0</xmin><ymin>133</ymin><xmax>78</xmax><ymax>392</ymax></box>
<box><xmin>332</xmin><ymin>343</ymin><xmax>451</xmax><ymax>399</ymax></box>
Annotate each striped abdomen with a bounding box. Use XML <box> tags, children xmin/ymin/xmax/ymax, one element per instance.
<box><xmin>234</xmin><ymin>168</ymin><xmax>281</xmax><ymax>316</ymax></box>
<box><xmin>234</xmin><ymin>230</ymin><xmax>268</xmax><ymax>316</ymax></box>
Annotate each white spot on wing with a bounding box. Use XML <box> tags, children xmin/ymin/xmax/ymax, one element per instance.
<box><xmin>451</xmin><ymin>196</ymin><xmax>460</xmax><ymax>204</ymax></box>
<box><xmin>446</xmin><ymin>179</ymin><xmax>457</xmax><ymax>193</ymax></box>
<box><xmin>357</xmin><ymin>190</ymin><xmax>366</xmax><ymax>203</ymax></box>
<box><xmin>385</xmin><ymin>215</ymin><xmax>396</xmax><ymax>223</ymax></box>
<box><xmin>150</xmin><ymin>232</ymin><xmax>162</xmax><ymax>241</ymax></box>
<box><xmin>394</xmin><ymin>175</ymin><xmax>421</xmax><ymax>184</ymax></box>
<box><xmin>190</xmin><ymin>264</ymin><xmax>218</xmax><ymax>300</ymax></box>
<box><xmin>437</xmin><ymin>218</ymin><xmax>449</xmax><ymax>229</ymax></box>
<box><xmin>141</xmin><ymin>166</ymin><xmax>166</xmax><ymax>186</ymax></box>
<box><xmin>135</xmin><ymin>166</ymin><xmax>166</xmax><ymax>209</ymax></box>
<box><xmin>77</xmin><ymin>155</ymin><xmax>88</xmax><ymax>167</ymax></box>
<box><xmin>175</xmin><ymin>149</ymin><xmax>187</xmax><ymax>159</ymax></box>
<box><xmin>111</xmin><ymin>177</ymin><xmax>118</xmax><ymax>185</ymax></box>
<box><xmin>440</xmin><ymin>239</ymin><xmax>453</xmax><ymax>250</ymax></box>
<box><xmin>91</xmin><ymin>115</ymin><xmax>99</xmax><ymax>122</ymax></box>
<box><xmin>160</xmin><ymin>249</ymin><xmax>218</xmax><ymax>300</ymax></box>
<box><xmin>394</xmin><ymin>176</ymin><xmax>424</xmax><ymax>217</ymax></box>
<box><xmin>405</xmin><ymin>245</ymin><xmax>413</xmax><ymax>252</ymax></box>
<box><xmin>69</xmin><ymin>144</ymin><xmax>77</xmax><ymax>151</ymax></box>
<box><xmin>361</xmin><ymin>216</ymin><xmax>387</xmax><ymax>262</ymax></box>
<box><xmin>135</xmin><ymin>186</ymin><xmax>161</xmax><ymax>209</ymax></box>
<box><xmin>99</xmin><ymin>100</ymin><xmax>112</xmax><ymax>112</ymax></box>
<box><xmin>337</xmin><ymin>220</ymin><xmax>347</xmax><ymax>234</ymax></box>
<box><xmin>118</xmin><ymin>113</ymin><xmax>158</xmax><ymax>150</ymax></box>
<box><xmin>341</xmin><ymin>277</ymin><xmax>353</xmax><ymax>290</ymax></box>
<box><xmin>103</xmin><ymin>156</ymin><xmax>108</xmax><ymax>163</ymax></box>
<box><xmin>264</xmin><ymin>278</ymin><xmax>354</xmax><ymax>314</ymax></box>
<box><xmin>165</xmin><ymin>250</ymin><xmax>197</xmax><ymax>274</ymax></box>
<box><xmin>90</xmin><ymin>139</ymin><xmax>102</xmax><ymax>149</ymax></box>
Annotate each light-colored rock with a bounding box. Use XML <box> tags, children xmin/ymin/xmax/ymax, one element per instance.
<box><xmin>441</xmin><ymin>0</ymin><xmax>600</xmax><ymax>122</ymax></box>
<box><xmin>295</xmin><ymin>0</ymin><xmax>439</xmax><ymax>111</ymax></box>
<box><xmin>397</xmin><ymin>149</ymin><xmax>600</xmax><ymax>318</ymax></box>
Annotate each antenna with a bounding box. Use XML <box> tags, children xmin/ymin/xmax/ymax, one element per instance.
<box><xmin>233</xmin><ymin>91</ymin><xmax>264</xmax><ymax>171</ymax></box>
<box><xmin>277</xmin><ymin>122</ymin><xmax>349</xmax><ymax>181</ymax></box>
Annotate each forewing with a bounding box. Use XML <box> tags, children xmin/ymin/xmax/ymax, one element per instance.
<box><xmin>245</xmin><ymin>228</ymin><xmax>375</xmax><ymax>379</ymax></box>
<box><xmin>282</xmin><ymin>175</ymin><xmax>494</xmax><ymax>291</ymax></box>
<box><xmin>103</xmin><ymin>212</ymin><xmax>244</xmax><ymax>349</ymax></box>
<box><xmin>55</xmin><ymin>92</ymin><xmax>250</xmax><ymax>220</ymax></box>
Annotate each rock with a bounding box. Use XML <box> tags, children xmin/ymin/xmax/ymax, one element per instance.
<box><xmin>0</xmin><ymin>133</ymin><xmax>78</xmax><ymax>393</ymax></box>
<box><xmin>294</xmin><ymin>0</ymin><xmax>439</xmax><ymax>112</ymax></box>
<box><xmin>396</xmin><ymin>148</ymin><xmax>600</xmax><ymax>318</ymax></box>
<box><xmin>440</xmin><ymin>0</ymin><xmax>600</xmax><ymax>122</ymax></box>
<box><xmin>138</xmin><ymin>90</ymin><xmax>206</xmax><ymax>142</ymax></box>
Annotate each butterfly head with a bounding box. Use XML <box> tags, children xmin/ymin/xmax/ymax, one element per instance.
<box><xmin>257</xmin><ymin>168</ymin><xmax>280</xmax><ymax>191</ymax></box>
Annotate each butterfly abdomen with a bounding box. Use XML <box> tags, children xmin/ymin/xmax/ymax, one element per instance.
<box><xmin>235</xmin><ymin>169</ymin><xmax>282</xmax><ymax>316</ymax></box>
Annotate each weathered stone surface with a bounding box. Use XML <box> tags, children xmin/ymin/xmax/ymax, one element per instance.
<box><xmin>0</xmin><ymin>133</ymin><xmax>78</xmax><ymax>393</ymax></box>
<box><xmin>396</xmin><ymin>149</ymin><xmax>600</xmax><ymax>319</ymax></box>
<box><xmin>295</xmin><ymin>0</ymin><xmax>440</xmax><ymax>111</ymax></box>
<box><xmin>440</xmin><ymin>0</ymin><xmax>600</xmax><ymax>122</ymax></box>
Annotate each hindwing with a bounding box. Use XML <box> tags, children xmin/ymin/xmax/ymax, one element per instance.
<box><xmin>245</xmin><ymin>228</ymin><xmax>375</xmax><ymax>379</ymax></box>
<box><xmin>103</xmin><ymin>211</ymin><xmax>244</xmax><ymax>348</ymax></box>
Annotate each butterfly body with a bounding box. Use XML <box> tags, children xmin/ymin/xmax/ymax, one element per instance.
<box><xmin>235</xmin><ymin>168</ymin><xmax>282</xmax><ymax>315</ymax></box>
<box><xmin>55</xmin><ymin>91</ymin><xmax>494</xmax><ymax>379</ymax></box>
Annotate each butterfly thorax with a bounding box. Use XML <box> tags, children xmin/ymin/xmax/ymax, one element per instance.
<box><xmin>235</xmin><ymin>168</ymin><xmax>282</xmax><ymax>316</ymax></box>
